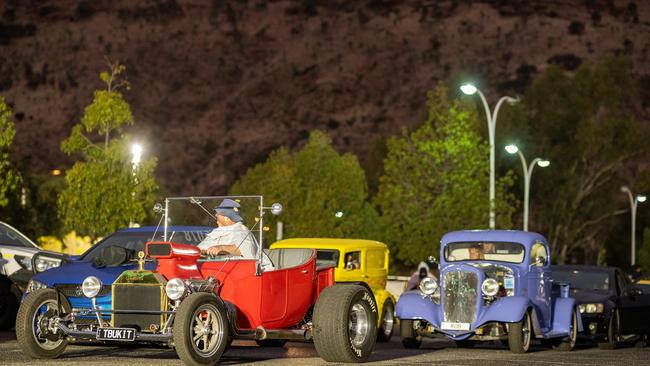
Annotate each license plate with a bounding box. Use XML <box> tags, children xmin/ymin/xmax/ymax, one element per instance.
<box><xmin>96</xmin><ymin>327</ymin><xmax>136</xmax><ymax>341</ymax></box>
<box><xmin>441</xmin><ymin>322</ymin><xmax>470</xmax><ymax>331</ymax></box>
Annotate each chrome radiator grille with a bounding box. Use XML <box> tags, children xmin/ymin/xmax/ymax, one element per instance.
<box><xmin>443</xmin><ymin>271</ymin><xmax>478</xmax><ymax>324</ymax></box>
<box><xmin>112</xmin><ymin>283</ymin><xmax>165</xmax><ymax>331</ymax></box>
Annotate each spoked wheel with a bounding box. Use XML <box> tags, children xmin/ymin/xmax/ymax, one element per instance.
<box><xmin>400</xmin><ymin>319</ymin><xmax>422</xmax><ymax>349</ymax></box>
<box><xmin>599</xmin><ymin>310</ymin><xmax>620</xmax><ymax>350</ymax></box>
<box><xmin>555</xmin><ymin>309</ymin><xmax>578</xmax><ymax>351</ymax></box>
<box><xmin>173</xmin><ymin>293</ymin><xmax>229</xmax><ymax>366</ymax></box>
<box><xmin>377</xmin><ymin>299</ymin><xmax>395</xmax><ymax>342</ymax></box>
<box><xmin>16</xmin><ymin>289</ymin><xmax>71</xmax><ymax>358</ymax></box>
<box><xmin>508</xmin><ymin>309</ymin><xmax>532</xmax><ymax>353</ymax></box>
<box><xmin>313</xmin><ymin>284</ymin><xmax>378</xmax><ymax>362</ymax></box>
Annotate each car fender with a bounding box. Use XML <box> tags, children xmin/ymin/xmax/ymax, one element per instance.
<box><xmin>478</xmin><ymin>296</ymin><xmax>531</xmax><ymax>324</ymax></box>
<box><xmin>552</xmin><ymin>297</ymin><xmax>583</xmax><ymax>335</ymax></box>
<box><xmin>395</xmin><ymin>291</ymin><xmax>440</xmax><ymax>326</ymax></box>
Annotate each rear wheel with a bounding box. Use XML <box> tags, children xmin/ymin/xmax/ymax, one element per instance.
<box><xmin>255</xmin><ymin>339</ymin><xmax>287</xmax><ymax>347</ymax></box>
<box><xmin>598</xmin><ymin>310</ymin><xmax>620</xmax><ymax>350</ymax></box>
<box><xmin>400</xmin><ymin>319</ymin><xmax>422</xmax><ymax>349</ymax></box>
<box><xmin>173</xmin><ymin>293</ymin><xmax>229</xmax><ymax>366</ymax></box>
<box><xmin>508</xmin><ymin>310</ymin><xmax>532</xmax><ymax>353</ymax></box>
<box><xmin>16</xmin><ymin>289</ymin><xmax>71</xmax><ymax>358</ymax></box>
<box><xmin>313</xmin><ymin>285</ymin><xmax>378</xmax><ymax>362</ymax></box>
<box><xmin>377</xmin><ymin>298</ymin><xmax>395</xmax><ymax>342</ymax></box>
<box><xmin>554</xmin><ymin>309</ymin><xmax>577</xmax><ymax>351</ymax></box>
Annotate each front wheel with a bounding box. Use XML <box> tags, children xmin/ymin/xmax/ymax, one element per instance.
<box><xmin>377</xmin><ymin>298</ymin><xmax>395</xmax><ymax>342</ymax></box>
<box><xmin>508</xmin><ymin>310</ymin><xmax>532</xmax><ymax>353</ymax></box>
<box><xmin>400</xmin><ymin>319</ymin><xmax>422</xmax><ymax>349</ymax></box>
<box><xmin>554</xmin><ymin>309</ymin><xmax>577</xmax><ymax>351</ymax></box>
<box><xmin>173</xmin><ymin>293</ymin><xmax>229</xmax><ymax>366</ymax></box>
<box><xmin>598</xmin><ymin>310</ymin><xmax>619</xmax><ymax>350</ymax></box>
<box><xmin>313</xmin><ymin>284</ymin><xmax>378</xmax><ymax>362</ymax></box>
<box><xmin>16</xmin><ymin>289</ymin><xmax>71</xmax><ymax>358</ymax></box>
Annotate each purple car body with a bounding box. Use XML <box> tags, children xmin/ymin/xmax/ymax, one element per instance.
<box><xmin>396</xmin><ymin>230</ymin><xmax>583</xmax><ymax>352</ymax></box>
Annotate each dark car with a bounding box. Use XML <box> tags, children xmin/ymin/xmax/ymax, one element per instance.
<box><xmin>552</xmin><ymin>265</ymin><xmax>650</xmax><ymax>348</ymax></box>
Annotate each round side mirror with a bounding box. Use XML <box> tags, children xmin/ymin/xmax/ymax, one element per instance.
<box><xmin>270</xmin><ymin>203</ymin><xmax>283</xmax><ymax>215</ymax></box>
<box><xmin>153</xmin><ymin>203</ymin><xmax>164</xmax><ymax>214</ymax></box>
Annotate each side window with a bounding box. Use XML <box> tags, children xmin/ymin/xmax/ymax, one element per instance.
<box><xmin>344</xmin><ymin>251</ymin><xmax>361</xmax><ymax>270</ymax></box>
<box><xmin>615</xmin><ymin>271</ymin><xmax>628</xmax><ymax>296</ymax></box>
<box><xmin>0</xmin><ymin>223</ymin><xmax>33</xmax><ymax>247</ymax></box>
<box><xmin>530</xmin><ymin>242</ymin><xmax>548</xmax><ymax>266</ymax></box>
<box><xmin>366</xmin><ymin>250</ymin><xmax>385</xmax><ymax>269</ymax></box>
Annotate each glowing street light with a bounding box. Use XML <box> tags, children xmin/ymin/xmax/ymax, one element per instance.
<box><xmin>621</xmin><ymin>186</ymin><xmax>646</xmax><ymax>265</ymax></box>
<box><xmin>131</xmin><ymin>143</ymin><xmax>143</xmax><ymax>166</ymax></box>
<box><xmin>461</xmin><ymin>83</ymin><xmax>519</xmax><ymax>229</ymax></box>
<box><xmin>505</xmin><ymin>144</ymin><xmax>549</xmax><ymax>231</ymax></box>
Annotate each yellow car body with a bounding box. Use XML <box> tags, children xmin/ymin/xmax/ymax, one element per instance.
<box><xmin>271</xmin><ymin>238</ymin><xmax>397</xmax><ymax>341</ymax></box>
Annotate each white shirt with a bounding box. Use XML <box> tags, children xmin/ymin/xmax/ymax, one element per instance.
<box><xmin>198</xmin><ymin>222</ymin><xmax>274</xmax><ymax>270</ymax></box>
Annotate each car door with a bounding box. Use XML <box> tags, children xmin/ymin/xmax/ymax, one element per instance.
<box><xmin>617</xmin><ymin>280</ymin><xmax>650</xmax><ymax>334</ymax></box>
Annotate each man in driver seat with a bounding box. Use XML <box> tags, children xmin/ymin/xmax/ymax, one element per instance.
<box><xmin>198</xmin><ymin>199</ymin><xmax>273</xmax><ymax>270</ymax></box>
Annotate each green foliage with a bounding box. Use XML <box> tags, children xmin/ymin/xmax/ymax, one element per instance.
<box><xmin>58</xmin><ymin>61</ymin><xmax>158</xmax><ymax>238</ymax></box>
<box><xmin>0</xmin><ymin>96</ymin><xmax>18</xmax><ymax>207</ymax></box>
<box><xmin>230</xmin><ymin>131</ymin><xmax>378</xmax><ymax>243</ymax></box>
<box><xmin>497</xmin><ymin>57</ymin><xmax>650</xmax><ymax>265</ymax></box>
<box><xmin>638</xmin><ymin>228</ymin><xmax>650</xmax><ymax>274</ymax></box>
<box><xmin>375</xmin><ymin>84</ymin><xmax>516</xmax><ymax>267</ymax></box>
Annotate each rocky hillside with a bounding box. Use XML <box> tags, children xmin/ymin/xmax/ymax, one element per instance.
<box><xmin>1</xmin><ymin>0</ymin><xmax>649</xmax><ymax>195</ymax></box>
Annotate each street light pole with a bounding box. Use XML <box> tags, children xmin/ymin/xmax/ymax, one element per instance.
<box><xmin>505</xmin><ymin>145</ymin><xmax>549</xmax><ymax>231</ymax></box>
<box><xmin>461</xmin><ymin>84</ymin><xmax>518</xmax><ymax>229</ymax></box>
<box><xmin>621</xmin><ymin>186</ymin><xmax>647</xmax><ymax>266</ymax></box>
<box><xmin>130</xmin><ymin>143</ymin><xmax>143</xmax><ymax>228</ymax></box>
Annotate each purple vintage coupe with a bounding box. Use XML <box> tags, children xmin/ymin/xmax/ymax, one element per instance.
<box><xmin>396</xmin><ymin>230</ymin><xmax>582</xmax><ymax>353</ymax></box>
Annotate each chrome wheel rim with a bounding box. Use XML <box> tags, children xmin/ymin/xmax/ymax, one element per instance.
<box><xmin>349</xmin><ymin>303</ymin><xmax>369</xmax><ymax>347</ymax></box>
<box><xmin>32</xmin><ymin>299</ymin><xmax>63</xmax><ymax>350</ymax></box>
<box><xmin>522</xmin><ymin>312</ymin><xmax>531</xmax><ymax>351</ymax></box>
<box><xmin>381</xmin><ymin>302</ymin><xmax>394</xmax><ymax>337</ymax></box>
<box><xmin>190</xmin><ymin>304</ymin><xmax>225</xmax><ymax>357</ymax></box>
<box><xmin>569</xmin><ymin>312</ymin><xmax>577</xmax><ymax>347</ymax></box>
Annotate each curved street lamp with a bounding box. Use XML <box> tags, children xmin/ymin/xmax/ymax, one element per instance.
<box><xmin>505</xmin><ymin>144</ymin><xmax>549</xmax><ymax>231</ymax></box>
<box><xmin>461</xmin><ymin>83</ymin><xmax>519</xmax><ymax>229</ymax></box>
<box><xmin>621</xmin><ymin>186</ymin><xmax>646</xmax><ymax>265</ymax></box>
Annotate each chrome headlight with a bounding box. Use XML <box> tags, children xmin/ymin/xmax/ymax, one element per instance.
<box><xmin>419</xmin><ymin>277</ymin><xmax>438</xmax><ymax>296</ymax></box>
<box><xmin>82</xmin><ymin>276</ymin><xmax>103</xmax><ymax>298</ymax></box>
<box><xmin>34</xmin><ymin>256</ymin><xmax>63</xmax><ymax>272</ymax></box>
<box><xmin>481</xmin><ymin>278</ymin><xmax>499</xmax><ymax>297</ymax></box>
<box><xmin>26</xmin><ymin>279</ymin><xmax>47</xmax><ymax>293</ymax></box>
<box><xmin>578</xmin><ymin>303</ymin><xmax>604</xmax><ymax>314</ymax></box>
<box><xmin>165</xmin><ymin>278</ymin><xmax>186</xmax><ymax>300</ymax></box>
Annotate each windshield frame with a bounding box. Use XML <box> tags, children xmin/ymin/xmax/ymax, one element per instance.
<box><xmin>444</xmin><ymin>241</ymin><xmax>526</xmax><ymax>264</ymax></box>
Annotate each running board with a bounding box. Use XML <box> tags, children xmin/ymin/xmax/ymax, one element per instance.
<box><xmin>255</xmin><ymin>326</ymin><xmax>312</xmax><ymax>341</ymax></box>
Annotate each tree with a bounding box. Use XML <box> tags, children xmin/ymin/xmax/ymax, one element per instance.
<box><xmin>57</xmin><ymin>61</ymin><xmax>158</xmax><ymax>238</ymax></box>
<box><xmin>0</xmin><ymin>96</ymin><xmax>18</xmax><ymax>207</ymax></box>
<box><xmin>638</xmin><ymin>228</ymin><xmax>650</xmax><ymax>274</ymax></box>
<box><xmin>229</xmin><ymin>131</ymin><xmax>378</xmax><ymax>243</ymax></box>
<box><xmin>497</xmin><ymin>57</ymin><xmax>650</xmax><ymax>265</ymax></box>
<box><xmin>375</xmin><ymin>84</ymin><xmax>516</xmax><ymax>267</ymax></box>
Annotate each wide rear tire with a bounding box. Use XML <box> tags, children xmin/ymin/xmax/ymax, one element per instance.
<box><xmin>377</xmin><ymin>298</ymin><xmax>395</xmax><ymax>342</ymax></box>
<box><xmin>313</xmin><ymin>284</ymin><xmax>378</xmax><ymax>362</ymax></box>
<box><xmin>400</xmin><ymin>319</ymin><xmax>422</xmax><ymax>349</ymax></box>
<box><xmin>16</xmin><ymin>289</ymin><xmax>71</xmax><ymax>358</ymax></box>
<box><xmin>508</xmin><ymin>310</ymin><xmax>532</xmax><ymax>353</ymax></box>
<box><xmin>173</xmin><ymin>293</ymin><xmax>229</xmax><ymax>366</ymax></box>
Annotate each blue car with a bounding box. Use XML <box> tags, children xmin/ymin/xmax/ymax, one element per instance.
<box><xmin>25</xmin><ymin>226</ymin><xmax>211</xmax><ymax>323</ymax></box>
<box><xmin>396</xmin><ymin>230</ymin><xmax>582</xmax><ymax>353</ymax></box>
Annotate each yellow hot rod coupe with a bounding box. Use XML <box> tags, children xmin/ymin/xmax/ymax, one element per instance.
<box><xmin>271</xmin><ymin>238</ymin><xmax>397</xmax><ymax>341</ymax></box>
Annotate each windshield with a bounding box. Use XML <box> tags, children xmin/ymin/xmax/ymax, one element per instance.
<box><xmin>445</xmin><ymin>241</ymin><xmax>525</xmax><ymax>264</ymax></box>
<box><xmin>81</xmin><ymin>228</ymin><xmax>210</xmax><ymax>261</ymax></box>
<box><xmin>0</xmin><ymin>222</ymin><xmax>36</xmax><ymax>248</ymax></box>
<box><xmin>553</xmin><ymin>270</ymin><xmax>611</xmax><ymax>292</ymax></box>
<box><xmin>316</xmin><ymin>250</ymin><xmax>340</xmax><ymax>268</ymax></box>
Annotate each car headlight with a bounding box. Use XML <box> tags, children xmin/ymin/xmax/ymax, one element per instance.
<box><xmin>578</xmin><ymin>303</ymin><xmax>604</xmax><ymax>314</ymax></box>
<box><xmin>82</xmin><ymin>276</ymin><xmax>103</xmax><ymax>298</ymax></box>
<box><xmin>165</xmin><ymin>278</ymin><xmax>186</xmax><ymax>300</ymax></box>
<box><xmin>482</xmin><ymin>278</ymin><xmax>500</xmax><ymax>297</ymax></box>
<box><xmin>34</xmin><ymin>256</ymin><xmax>63</xmax><ymax>272</ymax></box>
<box><xmin>419</xmin><ymin>277</ymin><xmax>438</xmax><ymax>296</ymax></box>
<box><xmin>26</xmin><ymin>279</ymin><xmax>47</xmax><ymax>293</ymax></box>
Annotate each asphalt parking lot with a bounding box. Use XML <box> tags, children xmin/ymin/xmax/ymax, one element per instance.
<box><xmin>1</xmin><ymin>332</ymin><xmax>649</xmax><ymax>366</ymax></box>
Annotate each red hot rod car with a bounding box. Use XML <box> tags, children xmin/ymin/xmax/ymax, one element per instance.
<box><xmin>16</xmin><ymin>196</ymin><xmax>378</xmax><ymax>365</ymax></box>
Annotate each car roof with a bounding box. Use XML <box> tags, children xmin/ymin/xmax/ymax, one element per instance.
<box><xmin>441</xmin><ymin>230</ymin><xmax>547</xmax><ymax>248</ymax></box>
<box><xmin>271</xmin><ymin>238</ymin><xmax>387</xmax><ymax>251</ymax></box>
<box><xmin>551</xmin><ymin>264</ymin><xmax>617</xmax><ymax>273</ymax></box>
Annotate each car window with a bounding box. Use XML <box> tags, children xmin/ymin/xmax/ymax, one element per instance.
<box><xmin>366</xmin><ymin>250</ymin><xmax>385</xmax><ymax>269</ymax></box>
<box><xmin>530</xmin><ymin>242</ymin><xmax>548</xmax><ymax>266</ymax></box>
<box><xmin>0</xmin><ymin>222</ymin><xmax>35</xmax><ymax>248</ymax></box>
<box><xmin>445</xmin><ymin>242</ymin><xmax>525</xmax><ymax>263</ymax></box>
<box><xmin>552</xmin><ymin>270</ymin><xmax>610</xmax><ymax>292</ymax></box>
<box><xmin>316</xmin><ymin>250</ymin><xmax>340</xmax><ymax>267</ymax></box>
<box><xmin>81</xmin><ymin>229</ymin><xmax>209</xmax><ymax>261</ymax></box>
<box><xmin>344</xmin><ymin>251</ymin><xmax>361</xmax><ymax>270</ymax></box>
<box><xmin>615</xmin><ymin>271</ymin><xmax>628</xmax><ymax>295</ymax></box>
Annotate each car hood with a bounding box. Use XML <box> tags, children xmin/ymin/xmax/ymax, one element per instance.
<box><xmin>32</xmin><ymin>259</ymin><xmax>156</xmax><ymax>286</ymax></box>
<box><xmin>569</xmin><ymin>289</ymin><xmax>611</xmax><ymax>304</ymax></box>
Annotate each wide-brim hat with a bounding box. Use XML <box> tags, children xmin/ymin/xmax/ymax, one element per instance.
<box><xmin>213</xmin><ymin>198</ymin><xmax>243</xmax><ymax>223</ymax></box>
